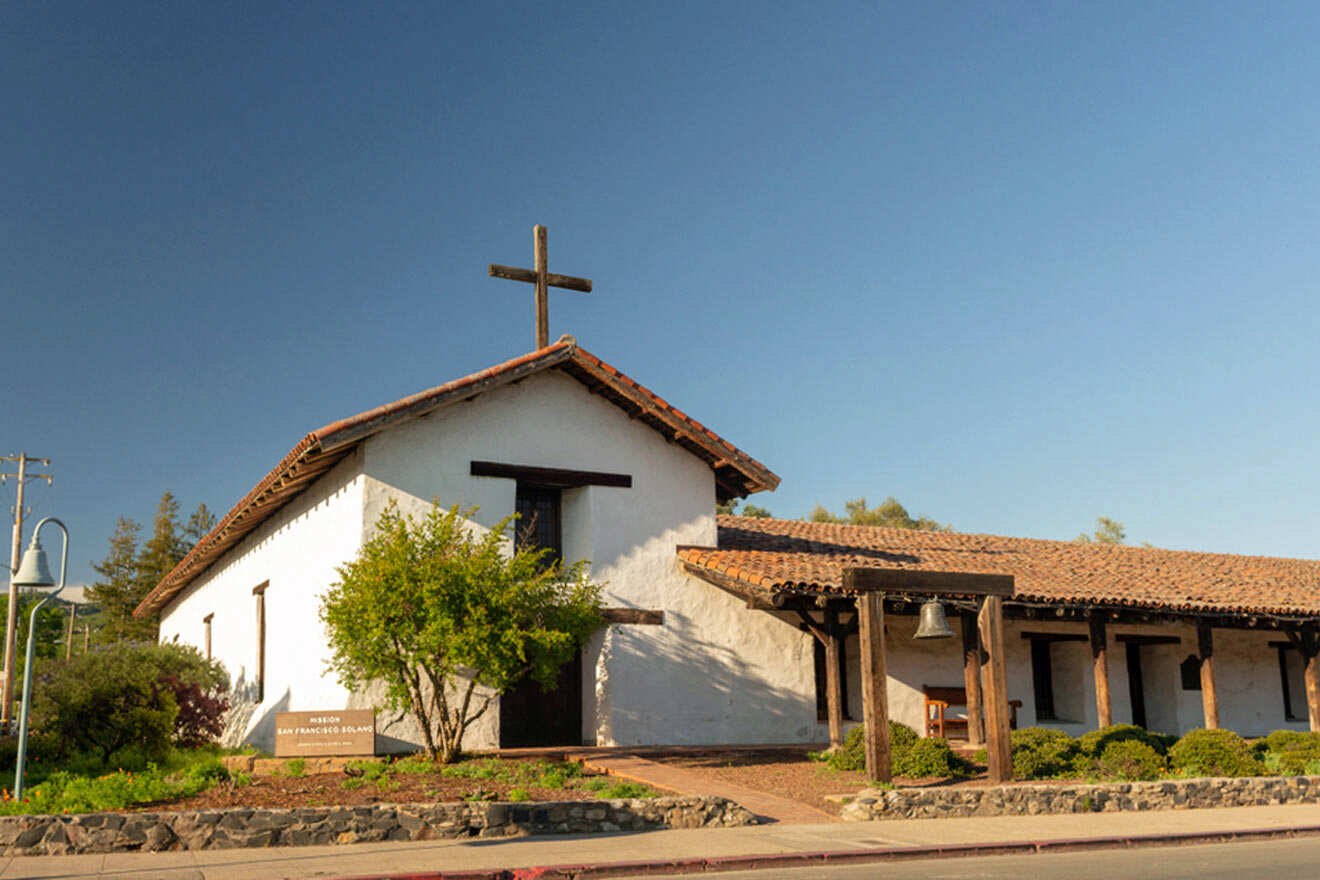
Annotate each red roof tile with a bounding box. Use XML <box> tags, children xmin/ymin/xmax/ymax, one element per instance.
<box><xmin>677</xmin><ymin>516</ymin><xmax>1320</xmax><ymax>618</ymax></box>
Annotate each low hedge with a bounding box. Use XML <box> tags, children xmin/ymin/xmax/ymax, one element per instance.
<box><xmin>1010</xmin><ymin>727</ymin><xmax>1079</xmax><ymax>779</ymax></box>
<box><xmin>825</xmin><ymin>722</ymin><xmax>968</xmax><ymax>779</ymax></box>
<box><xmin>1094</xmin><ymin>740</ymin><xmax>1166</xmax><ymax>780</ymax></box>
<box><xmin>1168</xmin><ymin>729</ymin><xmax>1263</xmax><ymax>777</ymax></box>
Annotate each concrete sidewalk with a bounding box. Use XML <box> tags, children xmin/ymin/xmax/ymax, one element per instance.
<box><xmin>5</xmin><ymin>803</ymin><xmax>1320</xmax><ymax>879</ymax></box>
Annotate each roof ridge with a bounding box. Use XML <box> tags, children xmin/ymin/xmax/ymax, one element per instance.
<box><xmin>715</xmin><ymin>514</ymin><xmax>1320</xmax><ymax>565</ymax></box>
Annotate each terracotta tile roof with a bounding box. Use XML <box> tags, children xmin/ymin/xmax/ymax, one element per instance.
<box><xmin>135</xmin><ymin>338</ymin><xmax>778</xmax><ymax>618</ymax></box>
<box><xmin>677</xmin><ymin>516</ymin><xmax>1320</xmax><ymax>618</ymax></box>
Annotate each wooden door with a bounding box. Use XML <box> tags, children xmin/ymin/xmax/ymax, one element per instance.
<box><xmin>1126</xmin><ymin>642</ymin><xmax>1147</xmax><ymax>728</ymax></box>
<box><xmin>499</xmin><ymin>653</ymin><xmax>583</xmax><ymax>748</ymax></box>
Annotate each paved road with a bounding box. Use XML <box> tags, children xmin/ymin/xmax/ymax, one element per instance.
<box><xmin>626</xmin><ymin>837</ymin><xmax>1320</xmax><ymax>880</ymax></box>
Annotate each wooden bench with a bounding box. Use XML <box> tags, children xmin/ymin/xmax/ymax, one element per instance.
<box><xmin>923</xmin><ymin>685</ymin><xmax>1021</xmax><ymax>739</ymax></box>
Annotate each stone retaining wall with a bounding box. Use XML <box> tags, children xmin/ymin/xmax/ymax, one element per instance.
<box><xmin>0</xmin><ymin>796</ymin><xmax>755</xmax><ymax>857</ymax></box>
<box><xmin>841</xmin><ymin>775</ymin><xmax>1320</xmax><ymax>821</ymax></box>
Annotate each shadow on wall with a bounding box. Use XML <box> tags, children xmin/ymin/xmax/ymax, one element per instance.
<box><xmin>605</xmin><ymin>612</ymin><xmax>813</xmax><ymax>745</ymax></box>
<box><xmin>219</xmin><ymin>669</ymin><xmax>290</xmax><ymax>752</ymax></box>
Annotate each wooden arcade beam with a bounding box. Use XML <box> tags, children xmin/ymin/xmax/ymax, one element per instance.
<box><xmin>842</xmin><ymin>568</ymin><xmax>1015</xmax><ymax>597</ymax></box>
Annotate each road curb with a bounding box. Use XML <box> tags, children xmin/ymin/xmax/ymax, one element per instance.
<box><xmin>328</xmin><ymin>822</ymin><xmax>1320</xmax><ymax>880</ymax></box>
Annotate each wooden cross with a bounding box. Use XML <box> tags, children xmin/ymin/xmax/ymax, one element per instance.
<box><xmin>489</xmin><ymin>225</ymin><xmax>593</xmax><ymax>349</ymax></box>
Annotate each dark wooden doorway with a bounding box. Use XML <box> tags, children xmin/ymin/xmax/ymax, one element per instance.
<box><xmin>499</xmin><ymin>653</ymin><xmax>583</xmax><ymax>748</ymax></box>
<box><xmin>1126</xmin><ymin>642</ymin><xmax>1147</xmax><ymax>728</ymax></box>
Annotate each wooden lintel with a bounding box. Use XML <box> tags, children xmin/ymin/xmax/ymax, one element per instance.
<box><xmin>600</xmin><ymin>608</ymin><xmax>664</xmax><ymax>626</ymax></box>
<box><xmin>1114</xmin><ymin>634</ymin><xmax>1181</xmax><ymax>645</ymax></box>
<box><xmin>1019</xmin><ymin>632</ymin><xmax>1088</xmax><ymax>642</ymax></box>
<box><xmin>471</xmin><ymin>461</ymin><xmax>632</xmax><ymax>489</ymax></box>
<box><xmin>842</xmin><ymin>568</ymin><xmax>1015</xmax><ymax>597</ymax></box>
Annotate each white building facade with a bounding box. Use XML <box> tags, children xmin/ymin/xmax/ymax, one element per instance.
<box><xmin>143</xmin><ymin>339</ymin><xmax>1320</xmax><ymax>752</ymax></box>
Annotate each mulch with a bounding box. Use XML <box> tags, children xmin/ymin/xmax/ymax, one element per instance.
<box><xmin>153</xmin><ymin>759</ymin><xmax>656</xmax><ymax>811</ymax></box>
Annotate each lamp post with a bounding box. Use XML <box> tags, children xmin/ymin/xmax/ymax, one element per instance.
<box><xmin>11</xmin><ymin>518</ymin><xmax>66</xmax><ymax>802</ymax></box>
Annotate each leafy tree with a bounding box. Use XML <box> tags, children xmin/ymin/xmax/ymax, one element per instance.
<box><xmin>1076</xmin><ymin>516</ymin><xmax>1126</xmax><ymax>544</ymax></box>
<box><xmin>806</xmin><ymin>497</ymin><xmax>950</xmax><ymax>532</ymax></box>
<box><xmin>320</xmin><ymin>502</ymin><xmax>604</xmax><ymax>763</ymax></box>
<box><xmin>88</xmin><ymin>493</ymin><xmax>213</xmax><ymax>643</ymax></box>
<box><xmin>716</xmin><ymin>500</ymin><xmax>773</xmax><ymax>518</ymax></box>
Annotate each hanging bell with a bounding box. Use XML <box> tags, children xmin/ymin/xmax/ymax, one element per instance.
<box><xmin>913</xmin><ymin>600</ymin><xmax>955</xmax><ymax>639</ymax></box>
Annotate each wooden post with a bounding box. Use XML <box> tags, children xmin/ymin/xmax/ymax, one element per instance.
<box><xmin>960</xmin><ymin>611</ymin><xmax>985</xmax><ymax>746</ymax></box>
<box><xmin>253</xmin><ymin>582</ymin><xmax>268</xmax><ymax>702</ymax></box>
<box><xmin>65</xmin><ymin>601</ymin><xmax>76</xmax><ymax>661</ymax></box>
<box><xmin>533</xmin><ymin>225</ymin><xmax>549</xmax><ymax>348</ymax></box>
<box><xmin>1305</xmin><ymin>638</ymin><xmax>1320</xmax><ymax>733</ymax></box>
<box><xmin>1089</xmin><ymin>614</ymin><xmax>1112</xmax><ymax>728</ymax></box>
<box><xmin>857</xmin><ymin>593</ymin><xmax>892</xmax><ymax>783</ymax></box>
<box><xmin>978</xmin><ymin>596</ymin><xmax>1012</xmax><ymax>783</ymax></box>
<box><xmin>824</xmin><ymin>607</ymin><xmax>845</xmax><ymax>750</ymax></box>
<box><xmin>1197</xmin><ymin>621</ymin><xmax>1219</xmax><ymax>729</ymax></box>
<box><xmin>82</xmin><ymin>624</ymin><xmax>89</xmax><ymax>653</ymax></box>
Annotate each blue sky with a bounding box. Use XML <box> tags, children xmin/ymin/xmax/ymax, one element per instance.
<box><xmin>5</xmin><ymin>2</ymin><xmax>1320</xmax><ymax>587</ymax></box>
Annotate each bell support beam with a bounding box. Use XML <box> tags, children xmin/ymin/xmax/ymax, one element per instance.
<box><xmin>1286</xmin><ymin>630</ymin><xmax>1320</xmax><ymax>732</ymax></box>
<box><xmin>979</xmin><ymin>595</ymin><xmax>1013</xmax><ymax>783</ymax></box>
<box><xmin>1090</xmin><ymin>613</ymin><xmax>1112</xmax><ymax>728</ymax></box>
<box><xmin>960</xmin><ymin>611</ymin><xmax>985</xmax><ymax>747</ymax></box>
<box><xmin>1197</xmin><ymin>620</ymin><xmax>1219</xmax><ymax>729</ymax></box>
<box><xmin>857</xmin><ymin>591</ymin><xmax>891</xmax><ymax>783</ymax></box>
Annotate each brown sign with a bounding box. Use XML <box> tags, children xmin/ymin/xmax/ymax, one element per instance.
<box><xmin>274</xmin><ymin>710</ymin><xmax>375</xmax><ymax>757</ymax></box>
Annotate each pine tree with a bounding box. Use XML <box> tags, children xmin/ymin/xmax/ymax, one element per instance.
<box><xmin>89</xmin><ymin>493</ymin><xmax>215</xmax><ymax>644</ymax></box>
<box><xmin>87</xmin><ymin>517</ymin><xmax>147</xmax><ymax>642</ymax></box>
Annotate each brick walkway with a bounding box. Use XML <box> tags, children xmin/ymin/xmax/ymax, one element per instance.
<box><xmin>578</xmin><ymin>753</ymin><xmax>840</xmax><ymax>825</ymax></box>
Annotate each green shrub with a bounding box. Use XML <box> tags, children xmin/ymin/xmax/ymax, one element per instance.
<box><xmin>826</xmin><ymin>722</ymin><xmax>920</xmax><ymax>774</ymax></box>
<box><xmin>894</xmin><ymin>737</ymin><xmax>967</xmax><ymax>778</ymax></box>
<box><xmin>1077</xmin><ymin>724</ymin><xmax>1171</xmax><ymax>758</ymax></box>
<box><xmin>284</xmin><ymin>758</ymin><xmax>306</xmax><ymax>778</ymax></box>
<box><xmin>183</xmin><ymin>757</ymin><xmax>229</xmax><ymax>786</ymax></box>
<box><xmin>29</xmin><ymin>642</ymin><xmax>230</xmax><ymax>770</ymax></box>
<box><xmin>0</xmin><ymin>763</ymin><xmax>224</xmax><ymax>815</ymax></box>
<box><xmin>1259</xmin><ymin>730</ymin><xmax>1320</xmax><ymax>774</ymax></box>
<box><xmin>588</xmin><ymin>780</ymin><xmax>655</xmax><ymax>799</ymax></box>
<box><xmin>1094</xmin><ymin>740</ymin><xmax>1165</xmax><ymax>781</ymax></box>
<box><xmin>1168</xmin><ymin>729</ymin><xmax>1262</xmax><ymax>778</ymax></box>
<box><xmin>1010</xmin><ymin>727</ymin><xmax>1079</xmax><ymax>779</ymax></box>
<box><xmin>507</xmin><ymin>787</ymin><xmax>530</xmax><ymax>801</ymax></box>
<box><xmin>1263</xmin><ymin>730</ymin><xmax>1320</xmax><ymax>753</ymax></box>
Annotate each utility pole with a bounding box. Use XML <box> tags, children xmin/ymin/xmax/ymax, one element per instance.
<box><xmin>65</xmin><ymin>601</ymin><xmax>76</xmax><ymax>660</ymax></box>
<box><xmin>0</xmin><ymin>455</ymin><xmax>52</xmax><ymax>731</ymax></box>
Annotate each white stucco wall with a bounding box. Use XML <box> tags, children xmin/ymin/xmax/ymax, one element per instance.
<box><xmin>358</xmin><ymin>370</ymin><xmax>814</xmax><ymax>748</ymax></box>
<box><xmin>159</xmin><ymin>452</ymin><xmax>366</xmax><ymax>751</ymax></box>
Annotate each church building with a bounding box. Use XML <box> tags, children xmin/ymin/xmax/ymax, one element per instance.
<box><xmin>136</xmin><ymin>334</ymin><xmax>1320</xmax><ymax>754</ymax></box>
<box><xmin>135</xmin><ymin>229</ymin><xmax>1320</xmax><ymax>757</ymax></box>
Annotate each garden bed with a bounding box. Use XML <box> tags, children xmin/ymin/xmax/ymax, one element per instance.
<box><xmin>161</xmin><ymin>756</ymin><xmax>673</xmax><ymax>811</ymax></box>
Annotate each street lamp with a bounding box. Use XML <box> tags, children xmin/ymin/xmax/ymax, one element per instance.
<box><xmin>11</xmin><ymin>518</ymin><xmax>66</xmax><ymax>802</ymax></box>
